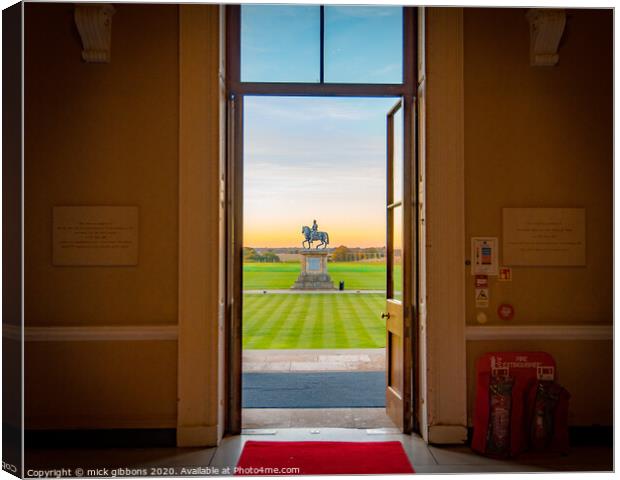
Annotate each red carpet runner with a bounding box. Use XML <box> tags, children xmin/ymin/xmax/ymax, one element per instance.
<box><xmin>236</xmin><ymin>441</ymin><xmax>415</xmax><ymax>475</ymax></box>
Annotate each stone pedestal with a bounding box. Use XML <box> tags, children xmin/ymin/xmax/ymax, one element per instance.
<box><xmin>291</xmin><ymin>250</ymin><xmax>335</xmax><ymax>290</ymax></box>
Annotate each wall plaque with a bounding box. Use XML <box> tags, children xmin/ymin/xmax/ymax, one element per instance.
<box><xmin>502</xmin><ymin>208</ymin><xmax>585</xmax><ymax>266</ymax></box>
<box><xmin>53</xmin><ymin>206</ymin><xmax>138</xmax><ymax>266</ymax></box>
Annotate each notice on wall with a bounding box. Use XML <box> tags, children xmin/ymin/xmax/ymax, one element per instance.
<box><xmin>53</xmin><ymin>206</ymin><xmax>138</xmax><ymax>266</ymax></box>
<box><xmin>471</xmin><ymin>237</ymin><xmax>499</xmax><ymax>275</ymax></box>
<box><xmin>475</xmin><ymin>288</ymin><xmax>490</xmax><ymax>308</ymax></box>
<box><xmin>502</xmin><ymin>208</ymin><xmax>585</xmax><ymax>266</ymax></box>
<box><xmin>475</xmin><ymin>275</ymin><xmax>489</xmax><ymax>289</ymax></box>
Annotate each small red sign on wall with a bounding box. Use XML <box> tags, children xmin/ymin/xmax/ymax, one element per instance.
<box><xmin>497</xmin><ymin>303</ymin><xmax>515</xmax><ymax>320</ymax></box>
<box><xmin>498</xmin><ymin>267</ymin><xmax>512</xmax><ymax>281</ymax></box>
<box><xmin>475</xmin><ymin>275</ymin><xmax>488</xmax><ymax>288</ymax></box>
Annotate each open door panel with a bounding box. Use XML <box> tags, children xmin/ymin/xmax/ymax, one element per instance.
<box><xmin>384</xmin><ymin>97</ymin><xmax>415</xmax><ymax>433</ymax></box>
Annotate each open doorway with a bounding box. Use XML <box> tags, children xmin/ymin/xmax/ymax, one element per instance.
<box><xmin>241</xmin><ymin>96</ymin><xmax>399</xmax><ymax>429</ymax></box>
<box><xmin>225</xmin><ymin>4</ymin><xmax>417</xmax><ymax>435</ymax></box>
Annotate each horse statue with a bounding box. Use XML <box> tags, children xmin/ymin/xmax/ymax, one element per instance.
<box><xmin>302</xmin><ymin>225</ymin><xmax>329</xmax><ymax>249</ymax></box>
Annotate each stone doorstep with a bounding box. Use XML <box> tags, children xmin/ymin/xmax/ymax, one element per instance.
<box><xmin>318</xmin><ymin>354</ymin><xmax>372</xmax><ymax>362</ymax></box>
<box><xmin>243</xmin><ymin>362</ymin><xmax>292</xmax><ymax>372</ymax></box>
<box><xmin>288</xmin><ymin>362</ymin><xmax>359</xmax><ymax>371</ymax></box>
<box><xmin>242</xmin><ymin>349</ymin><xmax>385</xmax><ymax>372</ymax></box>
<box><xmin>242</xmin><ymin>408</ymin><xmax>396</xmax><ymax>429</ymax></box>
<box><xmin>243</xmin><ymin>348</ymin><xmax>384</xmax><ymax>356</ymax></box>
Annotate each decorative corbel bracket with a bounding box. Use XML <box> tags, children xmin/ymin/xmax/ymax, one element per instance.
<box><xmin>526</xmin><ymin>9</ymin><xmax>566</xmax><ymax>67</ymax></box>
<box><xmin>74</xmin><ymin>4</ymin><xmax>116</xmax><ymax>63</ymax></box>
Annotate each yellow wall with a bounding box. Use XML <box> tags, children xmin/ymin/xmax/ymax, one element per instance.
<box><xmin>24</xmin><ymin>3</ymin><xmax>180</xmax><ymax>428</ymax></box>
<box><xmin>21</xmin><ymin>4</ymin><xmax>613</xmax><ymax>435</ymax></box>
<box><xmin>25</xmin><ymin>342</ymin><xmax>178</xmax><ymax>429</ymax></box>
<box><xmin>463</xmin><ymin>8</ymin><xmax>612</xmax><ymax>425</ymax></box>
<box><xmin>25</xmin><ymin>3</ymin><xmax>179</xmax><ymax>327</ymax></box>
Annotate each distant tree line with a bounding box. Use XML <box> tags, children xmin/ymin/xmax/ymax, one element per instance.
<box><xmin>244</xmin><ymin>247</ymin><xmax>281</xmax><ymax>263</ymax></box>
<box><xmin>330</xmin><ymin>246</ymin><xmax>385</xmax><ymax>262</ymax></box>
<box><xmin>242</xmin><ymin>246</ymin><xmax>386</xmax><ymax>263</ymax></box>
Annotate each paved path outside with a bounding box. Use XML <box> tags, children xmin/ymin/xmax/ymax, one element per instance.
<box><xmin>243</xmin><ymin>348</ymin><xmax>385</xmax><ymax>372</ymax></box>
<box><xmin>244</xmin><ymin>289</ymin><xmax>386</xmax><ymax>294</ymax></box>
<box><xmin>243</xmin><ymin>372</ymin><xmax>385</xmax><ymax>408</ymax></box>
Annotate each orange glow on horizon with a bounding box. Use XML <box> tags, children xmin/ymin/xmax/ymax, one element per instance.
<box><xmin>244</xmin><ymin>220</ymin><xmax>385</xmax><ymax>249</ymax></box>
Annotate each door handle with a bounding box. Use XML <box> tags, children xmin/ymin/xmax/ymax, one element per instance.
<box><xmin>381</xmin><ymin>312</ymin><xmax>390</xmax><ymax>319</ymax></box>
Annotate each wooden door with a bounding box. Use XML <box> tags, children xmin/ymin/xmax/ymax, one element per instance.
<box><xmin>384</xmin><ymin>98</ymin><xmax>414</xmax><ymax>432</ymax></box>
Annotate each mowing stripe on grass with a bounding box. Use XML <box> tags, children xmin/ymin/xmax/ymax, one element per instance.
<box><xmin>244</xmin><ymin>295</ymin><xmax>291</xmax><ymax>349</ymax></box>
<box><xmin>242</xmin><ymin>293</ymin><xmax>270</xmax><ymax>319</ymax></box>
<box><xmin>259</xmin><ymin>295</ymin><xmax>296</xmax><ymax>348</ymax></box>
<box><xmin>243</xmin><ymin>294</ymin><xmax>280</xmax><ymax>333</ymax></box>
<box><xmin>355</xmin><ymin>294</ymin><xmax>385</xmax><ymax>346</ymax></box>
<box><xmin>308</xmin><ymin>294</ymin><xmax>325</xmax><ymax>348</ymax></box>
<box><xmin>342</xmin><ymin>294</ymin><xmax>383</xmax><ymax>348</ymax></box>
<box><xmin>280</xmin><ymin>293</ymin><xmax>305</xmax><ymax>349</ymax></box>
<box><xmin>269</xmin><ymin>294</ymin><xmax>305</xmax><ymax>349</ymax></box>
<box><xmin>294</xmin><ymin>293</ymin><xmax>319</xmax><ymax>349</ymax></box>
<box><xmin>242</xmin><ymin>293</ymin><xmax>386</xmax><ymax>349</ymax></box>
<box><xmin>329</xmin><ymin>296</ymin><xmax>351</xmax><ymax>349</ymax></box>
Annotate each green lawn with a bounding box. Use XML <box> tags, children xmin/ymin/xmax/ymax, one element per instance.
<box><xmin>243</xmin><ymin>293</ymin><xmax>385</xmax><ymax>349</ymax></box>
<box><xmin>243</xmin><ymin>261</ymin><xmax>392</xmax><ymax>290</ymax></box>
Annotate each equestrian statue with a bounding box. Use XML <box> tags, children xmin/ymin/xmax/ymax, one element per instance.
<box><xmin>301</xmin><ymin>219</ymin><xmax>329</xmax><ymax>249</ymax></box>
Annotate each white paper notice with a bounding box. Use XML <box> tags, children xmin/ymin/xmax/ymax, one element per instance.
<box><xmin>502</xmin><ymin>208</ymin><xmax>585</xmax><ymax>266</ymax></box>
<box><xmin>471</xmin><ymin>237</ymin><xmax>499</xmax><ymax>275</ymax></box>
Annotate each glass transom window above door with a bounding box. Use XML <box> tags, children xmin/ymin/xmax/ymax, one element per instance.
<box><xmin>241</xmin><ymin>5</ymin><xmax>404</xmax><ymax>84</ymax></box>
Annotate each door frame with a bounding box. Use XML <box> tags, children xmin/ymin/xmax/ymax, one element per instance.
<box><xmin>224</xmin><ymin>5</ymin><xmax>420</xmax><ymax>435</ymax></box>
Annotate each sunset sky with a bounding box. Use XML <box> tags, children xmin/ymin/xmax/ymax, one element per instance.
<box><xmin>243</xmin><ymin>96</ymin><xmax>399</xmax><ymax>248</ymax></box>
<box><xmin>241</xmin><ymin>5</ymin><xmax>403</xmax><ymax>248</ymax></box>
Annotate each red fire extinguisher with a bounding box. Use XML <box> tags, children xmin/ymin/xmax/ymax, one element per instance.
<box><xmin>486</xmin><ymin>373</ymin><xmax>514</xmax><ymax>458</ymax></box>
<box><xmin>525</xmin><ymin>379</ymin><xmax>571</xmax><ymax>454</ymax></box>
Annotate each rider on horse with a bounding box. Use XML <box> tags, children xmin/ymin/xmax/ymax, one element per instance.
<box><xmin>302</xmin><ymin>220</ymin><xmax>329</xmax><ymax>249</ymax></box>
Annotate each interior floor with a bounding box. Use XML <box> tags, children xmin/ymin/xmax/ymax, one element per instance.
<box><xmin>24</xmin><ymin>429</ymin><xmax>613</xmax><ymax>474</ymax></box>
<box><xmin>242</xmin><ymin>408</ymin><xmax>396</xmax><ymax>429</ymax></box>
